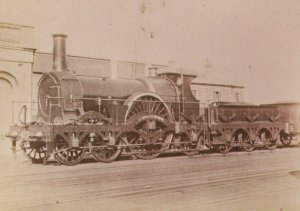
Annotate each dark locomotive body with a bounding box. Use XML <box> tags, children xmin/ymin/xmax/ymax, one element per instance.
<box><xmin>6</xmin><ymin>35</ymin><xmax>298</xmax><ymax>165</ymax></box>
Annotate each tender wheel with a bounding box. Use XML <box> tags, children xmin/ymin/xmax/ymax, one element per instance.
<box><xmin>181</xmin><ymin>133</ymin><xmax>199</xmax><ymax>156</ymax></box>
<box><xmin>265</xmin><ymin>139</ymin><xmax>277</xmax><ymax>150</ymax></box>
<box><xmin>91</xmin><ymin>134</ymin><xmax>122</xmax><ymax>163</ymax></box>
<box><xmin>217</xmin><ymin>142</ymin><xmax>232</xmax><ymax>154</ymax></box>
<box><xmin>243</xmin><ymin>140</ymin><xmax>255</xmax><ymax>152</ymax></box>
<box><xmin>259</xmin><ymin>129</ymin><xmax>277</xmax><ymax>150</ymax></box>
<box><xmin>20</xmin><ymin>141</ymin><xmax>47</xmax><ymax>163</ymax></box>
<box><xmin>280</xmin><ymin>136</ymin><xmax>292</xmax><ymax>146</ymax></box>
<box><xmin>54</xmin><ymin>135</ymin><xmax>86</xmax><ymax>166</ymax></box>
<box><xmin>280</xmin><ymin>132</ymin><xmax>292</xmax><ymax>146</ymax></box>
<box><xmin>231</xmin><ymin>129</ymin><xmax>254</xmax><ymax>152</ymax></box>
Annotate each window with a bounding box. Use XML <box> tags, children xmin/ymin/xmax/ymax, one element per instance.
<box><xmin>213</xmin><ymin>91</ymin><xmax>221</xmax><ymax>102</ymax></box>
<box><xmin>191</xmin><ymin>89</ymin><xmax>197</xmax><ymax>98</ymax></box>
<box><xmin>235</xmin><ymin>92</ymin><xmax>240</xmax><ymax>102</ymax></box>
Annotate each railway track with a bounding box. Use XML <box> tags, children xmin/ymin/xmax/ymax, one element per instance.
<box><xmin>1</xmin><ymin>142</ymin><xmax>300</xmax><ymax>210</ymax></box>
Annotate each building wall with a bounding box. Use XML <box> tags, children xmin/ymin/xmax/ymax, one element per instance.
<box><xmin>116</xmin><ymin>61</ymin><xmax>145</xmax><ymax>79</ymax></box>
<box><xmin>0</xmin><ymin>23</ymin><xmax>35</xmax><ymax>138</ymax></box>
<box><xmin>191</xmin><ymin>83</ymin><xmax>244</xmax><ymax>104</ymax></box>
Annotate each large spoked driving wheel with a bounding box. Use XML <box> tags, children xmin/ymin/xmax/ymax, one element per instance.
<box><xmin>20</xmin><ymin>141</ymin><xmax>47</xmax><ymax>163</ymax></box>
<box><xmin>126</xmin><ymin>95</ymin><xmax>170</xmax><ymax>120</ymax></box>
<box><xmin>127</xmin><ymin>132</ymin><xmax>164</xmax><ymax>160</ymax></box>
<box><xmin>54</xmin><ymin>135</ymin><xmax>86</xmax><ymax>166</ymax></box>
<box><xmin>125</xmin><ymin>95</ymin><xmax>172</xmax><ymax>160</ymax></box>
<box><xmin>91</xmin><ymin>134</ymin><xmax>122</xmax><ymax>163</ymax></box>
<box><xmin>128</xmin><ymin>115</ymin><xmax>168</xmax><ymax>160</ymax></box>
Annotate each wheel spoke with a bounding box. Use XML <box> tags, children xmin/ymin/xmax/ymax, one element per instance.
<box><xmin>149</xmin><ymin>101</ymin><xmax>155</xmax><ymax>112</ymax></box>
<box><xmin>91</xmin><ymin>134</ymin><xmax>122</xmax><ymax>163</ymax></box>
<box><xmin>28</xmin><ymin>149</ymin><xmax>34</xmax><ymax>156</ymax></box>
<box><xmin>54</xmin><ymin>136</ymin><xmax>86</xmax><ymax>166</ymax></box>
<box><xmin>157</xmin><ymin>107</ymin><xmax>166</xmax><ymax>115</ymax></box>
<box><xmin>153</xmin><ymin>103</ymin><xmax>160</xmax><ymax>113</ymax></box>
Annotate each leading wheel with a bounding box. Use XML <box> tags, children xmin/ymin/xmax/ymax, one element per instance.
<box><xmin>54</xmin><ymin>135</ymin><xmax>86</xmax><ymax>166</ymax></box>
<box><xmin>20</xmin><ymin>141</ymin><xmax>47</xmax><ymax>163</ymax></box>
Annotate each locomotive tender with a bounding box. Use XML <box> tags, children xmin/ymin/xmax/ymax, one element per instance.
<box><xmin>6</xmin><ymin>34</ymin><xmax>298</xmax><ymax>165</ymax></box>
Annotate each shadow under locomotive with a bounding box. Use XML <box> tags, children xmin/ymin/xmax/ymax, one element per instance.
<box><xmin>6</xmin><ymin>34</ymin><xmax>300</xmax><ymax>166</ymax></box>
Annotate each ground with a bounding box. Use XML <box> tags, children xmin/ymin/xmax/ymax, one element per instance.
<box><xmin>1</xmin><ymin>140</ymin><xmax>300</xmax><ymax>211</ymax></box>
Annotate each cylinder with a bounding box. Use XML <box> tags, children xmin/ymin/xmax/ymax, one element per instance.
<box><xmin>53</xmin><ymin>34</ymin><xmax>68</xmax><ymax>72</ymax></box>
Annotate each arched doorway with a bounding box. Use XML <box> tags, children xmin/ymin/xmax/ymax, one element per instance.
<box><xmin>0</xmin><ymin>71</ymin><xmax>18</xmax><ymax>140</ymax></box>
<box><xmin>0</xmin><ymin>78</ymin><xmax>13</xmax><ymax>138</ymax></box>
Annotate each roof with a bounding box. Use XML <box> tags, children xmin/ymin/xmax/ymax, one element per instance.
<box><xmin>0</xmin><ymin>22</ymin><xmax>34</xmax><ymax>29</ymax></box>
<box><xmin>33</xmin><ymin>52</ymin><xmax>111</xmax><ymax>77</ymax></box>
<box><xmin>212</xmin><ymin>101</ymin><xmax>257</xmax><ymax>107</ymax></box>
<box><xmin>156</xmin><ymin>66</ymin><xmax>199</xmax><ymax>76</ymax></box>
<box><xmin>192</xmin><ymin>75</ymin><xmax>244</xmax><ymax>88</ymax></box>
<box><xmin>191</xmin><ymin>82</ymin><xmax>244</xmax><ymax>89</ymax></box>
<box><xmin>262</xmin><ymin>101</ymin><xmax>300</xmax><ymax>106</ymax></box>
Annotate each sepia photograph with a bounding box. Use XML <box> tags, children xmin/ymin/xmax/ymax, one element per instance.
<box><xmin>0</xmin><ymin>0</ymin><xmax>300</xmax><ymax>210</ymax></box>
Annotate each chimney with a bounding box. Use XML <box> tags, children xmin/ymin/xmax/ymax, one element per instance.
<box><xmin>53</xmin><ymin>34</ymin><xmax>68</xmax><ymax>72</ymax></box>
<box><xmin>148</xmin><ymin>67</ymin><xmax>158</xmax><ymax>76</ymax></box>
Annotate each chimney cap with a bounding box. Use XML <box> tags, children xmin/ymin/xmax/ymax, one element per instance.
<box><xmin>52</xmin><ymin>34</ymin><xmax>68</xmax><ymax>38</ymax></box>
<box><xmin>148</xmin><ymin>67</ymin><xmax>158</xmax><ymax>76</ymax></box>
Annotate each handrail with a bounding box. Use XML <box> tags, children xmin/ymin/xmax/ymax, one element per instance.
<box><xmin>46</xmin><ymin>96</ymin><xmax>209</xmax><ymax>106</ymax></box>
<box><xmin>18</xmin><ymin>105</ymin><xmax>27</xmax><ymax>125</ymax></box>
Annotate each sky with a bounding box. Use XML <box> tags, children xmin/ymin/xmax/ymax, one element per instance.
<box><xmin>1</xmin><ymin>0</ymin><xmax>300</xmax><ymax>103</ymax></box>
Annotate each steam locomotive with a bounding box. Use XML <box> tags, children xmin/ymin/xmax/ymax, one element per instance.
<box><xmin>6</xmin><ymin>35</ymin><xmax>300</xmax><ymax>165</ymax></box>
